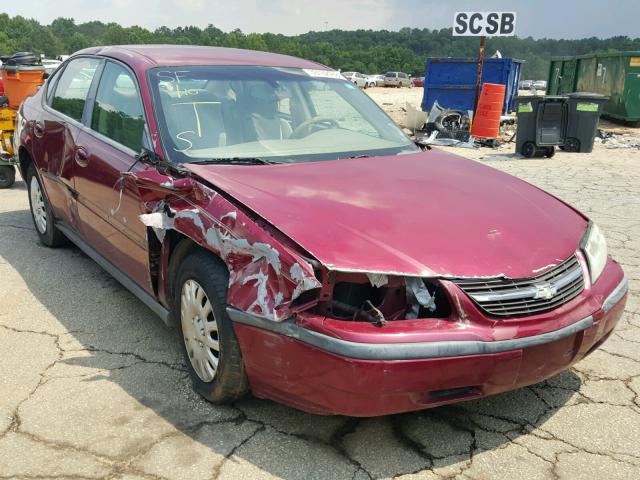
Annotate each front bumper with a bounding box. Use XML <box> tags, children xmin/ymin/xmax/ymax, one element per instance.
<box><xmin>230</xmin><ymin>260</ymin><xmax>628</xmax><ymax>417</ymax></box>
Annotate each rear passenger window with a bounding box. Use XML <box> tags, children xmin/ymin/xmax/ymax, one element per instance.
<box><xmin>51</xmin><ymin>58</ymin><xmax>100</xmax><ymax>121</ymax></box>
<box><xmin>91</xmin><ymin>62</ymin><xmax>145</xmax><ymax>152</ymax></box>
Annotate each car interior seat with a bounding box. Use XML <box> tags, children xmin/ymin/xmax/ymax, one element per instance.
<box><xmin>245</xmin><ymin>83</ymin><xmax>292</xmax><ymax>141</ymax></box>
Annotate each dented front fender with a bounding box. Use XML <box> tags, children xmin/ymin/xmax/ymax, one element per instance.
<box><xmin>130</xmin><ymin>168</ymin><xmax>321</xmax><ymax>321</ymax></box>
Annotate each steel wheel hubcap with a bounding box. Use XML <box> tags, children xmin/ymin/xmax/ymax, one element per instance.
<box><xmin>181</xmin><ymin>279</ymin><xmax>220</xmax><ymax>382</ymax></box>
<box><xmin>30</xmin><ymin>176</ymin><xmax>47</xmax><ymax>234</ymax></box>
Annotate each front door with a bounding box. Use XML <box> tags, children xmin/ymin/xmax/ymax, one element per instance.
<box><xmin>73</xmin><ymin>60</ymin><xmax>153</xmax><ymax>293</ymax></box>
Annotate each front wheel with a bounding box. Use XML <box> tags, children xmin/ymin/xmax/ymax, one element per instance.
<box><xmin>0</xmin><ymin>165</ymin><xmax>15</xmax><ymax>189</ymax></box>
<box><xmin>26</xmin><ymin>164</ymin><xmax>67</xmax><ymax>246</ymax></box>
<box><xmin>174</xmin><ymin>251</ymin><xmax>249</xmax><ymax>404</ymax></box>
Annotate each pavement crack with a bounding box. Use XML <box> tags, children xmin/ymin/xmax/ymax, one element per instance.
<box><xmin>211</xmin><ymin>422</ymin><xmax>264</xmax><ymax>480</ymax></box>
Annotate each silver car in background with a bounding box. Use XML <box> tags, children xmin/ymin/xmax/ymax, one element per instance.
<box><xmin>342</xmin><ymin>71</ymin><xmax>367</xmax><ymax>88</ymax></box>
<box><xmin>384</xmin><ymin>71</ymin><xmax>412</xmax><ymax>88</ymax></box>
<box><xmin>533</xmin><ymin>80</ymin><xmax>547</xmax><ymax>92</ymax></box>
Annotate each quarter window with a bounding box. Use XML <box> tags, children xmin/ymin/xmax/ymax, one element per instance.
<box><xmin>51</xmin><ymin>58</ymin><xmax>100</xmax><ymax>122</ymax></box>
<box><xmin>91</xmin><ymin>62</ymin><xmax>145</xmax><ymax>152</ymax></box>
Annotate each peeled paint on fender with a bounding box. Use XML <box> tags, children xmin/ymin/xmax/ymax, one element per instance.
<box><xmin>133</xmin><ymin>170</ymin><xmax>320</xmax><ymax>321</ymax></box>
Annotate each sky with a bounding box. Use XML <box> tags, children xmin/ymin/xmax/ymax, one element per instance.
<box><xmin>2</xmin><ymin>0</ymin><xmax>638</xmax><ymax>39</ymax></box>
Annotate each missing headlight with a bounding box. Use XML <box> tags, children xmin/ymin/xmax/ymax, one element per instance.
<box><xmin>315</xmin><ymin>274</ymin><xmax>452</xmax><ymax>323</ymax></box>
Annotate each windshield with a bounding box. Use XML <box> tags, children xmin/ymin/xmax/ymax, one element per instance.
<box><xmin>148</xmin><ymin>65</ymin><xmax>416</xmax><ymax>164</ymax></box>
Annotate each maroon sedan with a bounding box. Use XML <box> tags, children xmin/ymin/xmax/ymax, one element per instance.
<box><xmin>16</xmin><ymin>46</ymin><xmax>627</xmax><ymax>416</ymax></box>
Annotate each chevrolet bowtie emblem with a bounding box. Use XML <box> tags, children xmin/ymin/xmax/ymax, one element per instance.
<box><xmin>533</xmin><ymin>282</ymin><xmax>557</xmax><ymax>300</ymax></box>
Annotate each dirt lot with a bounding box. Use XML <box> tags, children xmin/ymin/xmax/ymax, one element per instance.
<box><xmin>1</xmin><ymin>87</ymin><xmax>639</xmax><ymax>479</ymax></box>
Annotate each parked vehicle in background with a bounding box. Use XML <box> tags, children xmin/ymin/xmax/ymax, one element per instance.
<box><xmin>384</xmin><ymin>71</ymin><xmax>412</xmax><ymax>88</ymax></box>
<box><xmin>519</xmin><ymin>80</ymin><xmax>533</xmax><ymax>90</ymax></box>
<box><xmin>17</xmin><ymin>45</ymin><xmax>628</xmax><ymax>417</ymax></box>
<box><xmin>371</xmin><ymin>74</ymin><xmax>385</xmax><ymax>86</ymax></box>
<box><xmin>365</xmin><ymin>75</ymin><xmax>378</xmax><ymax>88</ymax></box>
<box><xmin>342</xmin><ymin>71</ymin><xmax>367</xmax><ymax>88</ymax></box>
<box><xmin>532</xmin><ymin>80</ymin><xmax>547</xmax><ymax>91</ymax></box>
<box><xmin>41</xmin><ymin>59</ymin><xmax>62</xmax><ymax>75</ymax></box>
<box><xmin>412</xmin><ymin>76</ymin><xmax>424</xmax><ymax>87</ymax></box>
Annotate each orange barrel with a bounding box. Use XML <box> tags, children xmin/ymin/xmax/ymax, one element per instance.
<box><xmin>471</xmin><ymin>83</ymin><xmax>506</xmax><ymax>139</ymax></box>
<box><xmin>1</xmin><ymin>65</ymin><xmax>45</xmax><ymax>109</ymax></box>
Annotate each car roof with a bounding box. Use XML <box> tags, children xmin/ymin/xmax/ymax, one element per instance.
<box><xmin>73</xmin><ymin>44</ymin><xmax>329</xmax><ymax>71</ymax></box>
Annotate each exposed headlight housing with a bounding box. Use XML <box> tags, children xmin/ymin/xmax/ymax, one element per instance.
<box><xmin>581</xmin><ymin>222</ymin><xmax>607</xmax><ymax>283</ymax></box>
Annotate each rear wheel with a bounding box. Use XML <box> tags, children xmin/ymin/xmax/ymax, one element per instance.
<box><xmin>26</xmin><ymin>164</ymin><xmax>67</xmax><ymax>247</ymax></box>
<box><xmin>174</xmin><ymin>251</ymin><xmax>249</xmax><ymax>403</ymax></box>
<box><xmin>565</xmin><ymin>137</ymin><xmax>581</xmax><ymax>152</ymax></box>
<box><xmin>521</xmin><ymin>141</ymin><xmax>537</xmax><ymax>158</ymax></box>
<box><xmin>0</xmin><ymin>165</ymin><xmax>15</xmax><ymax>189</ymax></box>
<box><xmin>544</xmin><ymin>146</ymin><xmax>556</xmax><ymax>158</ymax></box>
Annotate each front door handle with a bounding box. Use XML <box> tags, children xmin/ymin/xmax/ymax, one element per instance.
<box><xmin>75</xmin><ymin>146</ymin><xmax>89</xmax><ymax>167</ymax></box>
<box><xmin>34</xmin><ymin>121</ymin><xmax>45</xmax><ymax>138</ymax></box>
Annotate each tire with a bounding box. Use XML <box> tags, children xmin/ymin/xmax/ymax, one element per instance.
<box><xmin>0</xmin><ymin>165</ymin><xmax>15</xmax><ymax>189</ymax></box>
<box><xmin>521</xmin><ymin>141</ymin><xmax>537</xmax><ymax>158</ymax></box>
<box><xmin>26</xmin><ymin>163</ymin><xmax>67</xmax><ymax>247</ymax></box>
<box><xmin>173</xmin><ymin>251</ymin><xmax>249</xmax><ymax>404</ymax></box>
<box><xmin>565</xmin><ymin>137</ymin><xmax>581</xmax><ymax>152</ymax></box>
<box><xmin>544</xmin><ymin>146</ymin><xmax>556</xmax><ymax>158</ymax></box>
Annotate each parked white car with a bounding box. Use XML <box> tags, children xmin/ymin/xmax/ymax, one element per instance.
<box><xmin>519</xmin><ymin>80</ymin><xmax>533</xmax><ymax>90</ymax></box>
<box><xmin>41</xmin><ymin>59</ymin><xmax>62</xmax><ymax>75</ymax></box>
<box><xmin>364</xmin><ymin>75</ymin><xmax>378</xmax><ymax>88</ymax></box>
<box><xmin>342</xmin><ymin>72</ymin><xmax>367</xmax><ymax>88</ymax></box>
<box><xmin>533</xmin><ymin>80</ymin><xmax>547</xmax><ymax>92</ymax></box>
<box><xmin>370</xmin><ymin>74</ymin><xmax>385</xmax><ymax>86</ymax></box>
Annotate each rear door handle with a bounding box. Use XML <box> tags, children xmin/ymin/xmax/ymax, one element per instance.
<box><xmin>74</xmin><ymin>146</ymin><xmax>89</xmax><ymax>167</ymax></box>
<box><xmin>34</xmin><ymin>121</ymin><xmax>45</xmax><ymax>138</ymax></box>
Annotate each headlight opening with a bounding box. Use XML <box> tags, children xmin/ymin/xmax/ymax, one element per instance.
<box><xmin>581</xmin><ymin>222</ymin><xmax>608</xmax><ymax>283</ymax></box>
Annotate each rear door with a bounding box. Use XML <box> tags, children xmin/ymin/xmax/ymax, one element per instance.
<box><xmin>73</xmin><ymin>60</ymin><xmax>153</xmax><ymax>293</ymax></box>
<box><xmin>35</xmin><ymin>57</ymin><xmax>101</xmax><ymax>228</ymax></box>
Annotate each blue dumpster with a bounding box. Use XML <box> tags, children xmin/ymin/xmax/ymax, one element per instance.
<box><xmin>421</xmin><ymin>57</ymin><xmax>523</xmax><ymax>114</ymax></box>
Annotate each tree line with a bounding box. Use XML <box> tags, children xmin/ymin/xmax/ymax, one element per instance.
<box><xmin>1</xmin><ymin>13</ymin><xmax>639</xmax><ymax>79</ymax></box>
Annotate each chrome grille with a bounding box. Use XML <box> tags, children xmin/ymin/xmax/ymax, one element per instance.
<box><xmin>452</xmin><ymin>255</ymin><xmax>585</xmax><ymax>317</ymax></box>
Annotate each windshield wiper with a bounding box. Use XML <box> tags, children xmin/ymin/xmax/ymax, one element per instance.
<box><xmin>189</xmin><ymin>157</ymin><xmax>278</xmax><ymax>166</ymax></box>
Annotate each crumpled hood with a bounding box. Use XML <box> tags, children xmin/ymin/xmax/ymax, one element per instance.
<box><xmin>186</xmin><ymin>151</ymin><xmax>588</xmax><ymax>279</ymax></box>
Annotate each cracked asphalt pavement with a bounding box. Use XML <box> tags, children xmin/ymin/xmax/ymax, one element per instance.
<box><xmin>1</xmin><ymin>142</ymin><xmax>639</xmax><ymax>479</ymax></box>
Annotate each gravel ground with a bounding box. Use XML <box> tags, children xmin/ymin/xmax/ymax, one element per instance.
<box><xmin>1</xmin><ymin>87</ymin><xmax>639</xmax><ymax>479</ymax></box>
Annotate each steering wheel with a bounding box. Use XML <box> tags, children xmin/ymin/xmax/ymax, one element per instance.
<box><xmin>289</xmin><ymin>116</ymin><xmax>340</xmax><ymax>139</ymax></box>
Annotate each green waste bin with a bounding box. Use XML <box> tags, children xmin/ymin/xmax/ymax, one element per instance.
<box><xmin>563</xmin><ymin>93</ymin><xmax>608</xmax><ymax>152</ymax></box>
<box><xmin>515</xmin><ymin>96</ymin><xmax>567</xmax><ymax>158</ymax></box>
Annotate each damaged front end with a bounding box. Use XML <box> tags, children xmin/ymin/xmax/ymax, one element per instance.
<box><xmin>299</xmin><ymin>268</ymin><xmax>454</xmax><ymax>327</ymax></box>
<box><xmin>129</xmin><ymin>164</ymin><xmax>458</xmax><ymax>329</ymax></box>
<box><xmin>130</xmin><ymin>167</ymin><xmax>321</xmax><ymax>322</ymax></box>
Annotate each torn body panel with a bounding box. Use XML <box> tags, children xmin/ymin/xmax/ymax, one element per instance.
<box><xmin>130</xmin><ymin>168</ymin><xmax>320</xmax><ymax>321</ymax></box>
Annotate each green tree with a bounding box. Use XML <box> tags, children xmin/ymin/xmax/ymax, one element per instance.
<box><xmin>0</xmin><ymin>13</ymin><xmax>638</xmax><ymax>80</ymax></box>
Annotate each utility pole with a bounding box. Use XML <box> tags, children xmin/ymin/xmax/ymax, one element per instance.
<box><xmin>473</xmin><ymin>35</ymin><xmax>486</xmax><ymax>114</ymax></box>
